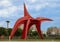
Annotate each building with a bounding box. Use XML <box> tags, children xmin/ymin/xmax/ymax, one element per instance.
<box><xmin>47</xmin><ymin>27</ymin><xmax>60</xmax><ymax>36</ymax></box>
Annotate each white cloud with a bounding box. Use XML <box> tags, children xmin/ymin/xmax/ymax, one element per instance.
<box><xmin>26</xmin><ymin>0</ymin><xmax>37</xmax><ymax>3</ymax></box>
<box><xmin>0</xmin><ymin>9</ymin><xmax>8</xmax><ymax>17</ymax></box>
<box><xmin>0</xmin><ymin>0</ymin><xmax>12</xmax><ymax>7</ymax></box>
<box><xmin>8</xmin><ymin>6</ymin><xmax>18</xmax><ymax>14</ymax></box>
<box><xmin>27</xmin><ymin>3</ymin><xmax>48</xmax><ymax>11</ymax></box>
<box><xmin>0</xmin><ymin>6</ymin><xmax>18</xmax><ymax>17</ymax></box>
<box><xmin>0</xmin><ymin>0</ymin><xmax>23</xmax><ymax>18</ymax></box>
<box><xmin>0</xmin><ymin>0</ymin><xmax>60</xmax><ymax>17</ymax></box>
<box><xmin>26</xmin><ymin>0</ymin><xmax>60</xmax><ymax>11</ymax></box>
<box><xmin>0</xmin><ymin>21</ymin><xmax>6</xmax><ymax>27</ymax></box>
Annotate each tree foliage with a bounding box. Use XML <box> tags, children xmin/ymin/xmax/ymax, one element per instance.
<box><xmin>0</xmin><ymin>27</ymin><xmax>6</xmax><ymax>36</ymax></box>
<box><xmin>14</xmin><ymin>28</ymin><xmax>22</xmax><ymax>36</ymax></box>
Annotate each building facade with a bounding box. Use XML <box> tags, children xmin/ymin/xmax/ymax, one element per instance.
<box><xmin>47</xmin><ymin>27</ymin><xmax>60</xmax><ymax>36</ymax></box>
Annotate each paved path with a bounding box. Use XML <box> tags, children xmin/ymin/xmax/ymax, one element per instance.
<box><xmin>0</xmin><ymin>41</ymin><xmax>60</xmax><ymax>42</ymax></box>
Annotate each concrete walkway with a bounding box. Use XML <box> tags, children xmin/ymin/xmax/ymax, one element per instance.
<box><xmin>0</xmin><ymin>41</ymin><xmax>60</xmax><ymax>42</ymax></box>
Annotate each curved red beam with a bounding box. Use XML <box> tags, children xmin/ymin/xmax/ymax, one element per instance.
<box><xmin>9</xmin><ymin>4</ymin><xmax>53</xmax><ymax>40</ymax></box>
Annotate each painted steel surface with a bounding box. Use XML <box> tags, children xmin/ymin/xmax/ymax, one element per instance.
<box><xmin>9</xmin><ymin>4</ymin><xmax>52</xmax><ymax>40</ymax></box>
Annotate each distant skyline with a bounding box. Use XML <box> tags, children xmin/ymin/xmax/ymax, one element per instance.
<box><xmin>0</xmin><ymin>0</ymin><xmax>60</xmax><ymax>31</ymax></box>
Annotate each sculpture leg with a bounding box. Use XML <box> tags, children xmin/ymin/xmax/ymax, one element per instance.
<box><xmin>21</xmin><ymin>23</ymin><xmax>26</xmax><ymax>39</ymax></box>
<box><xmin>9</xmin><ymin>23</ymin><xmax>19</xmax><ymax>40</ymax></box>
<box><xmin>36</xmin><ymin>22</ymin><xmax>43</xmax><ymax>39</ymax></box>
<box><xmin>21</xmin><ymin>20</ymin><xmax>30</xmax><ymax>39</ymax></box>
<box><xmin>9</xmin><ymin>20</ymin><xmax>25</xmax><ymax>40</ymax></box>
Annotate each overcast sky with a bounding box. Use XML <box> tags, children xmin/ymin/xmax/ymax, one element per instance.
<box><xmin>0</xmin><ymin>0</ymin><xmax>60</xmax><ymax>31</ymax></box>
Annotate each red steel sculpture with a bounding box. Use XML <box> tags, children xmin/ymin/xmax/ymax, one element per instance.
<box><xmin>9</xmin><ymin>4</ymin><xmax>53</xmax><ymax>40</ymax></box>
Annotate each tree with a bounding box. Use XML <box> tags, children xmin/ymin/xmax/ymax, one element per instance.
<box><xmin>7</xmin><ymin>28</ymin><xmax>12</xmax><ymax>36</ymax></box>
<box><xmin>0</xmin><ymin>27</ymin><xmax>6</xmax><ymax>36</ymax></box>
<box><xmin>14</xmin><ymin>28</ymin><xmax>22</xmax><ymax>36</ymax></box>
<box><xmin>27</xmin><ymin>29</ymin><xmax>40</xmax><ymax>39</ymax></box>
